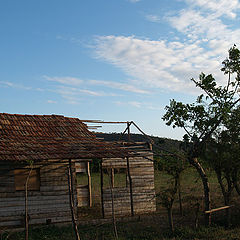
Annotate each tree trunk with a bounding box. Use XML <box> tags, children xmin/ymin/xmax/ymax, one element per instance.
<box><xmin>178</xmin><ymin>175</ymin><xmax>183</xmax><ymax>216</ymax></box>
<box><xmin>225</xmin><ymin>198</ymin><xmax>230</xmax><ymax>227</ymax></box>
<box><xmin>189</xmin><ymin>157</ymin><xmax>211</xmax><ymax>226</ymax></box>
<box><xmin>167</xmin><ymin>206</ymin><xmax>174</xmax><ymax>232</ymax></box>
<box><xmin>216</xmin><ymin>171</ymin><xmax>232</xmax><ymax>227</ymax></box>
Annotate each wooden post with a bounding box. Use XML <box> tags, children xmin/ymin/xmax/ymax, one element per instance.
<box><xmin>86</xmin><ymin>162</ymin><xmax>92</xmax><ymax>207</ymax></box>
<box><xmin>167</xmin><ymin>207</ymin><xmax>174</xmax><ymax>232</ymax></box>
<box><xmin>25</xmin><ymin>167</ymin><xmax>33</xmax><ymax>240</ymax></box>
<box><xmin>108</xmin><ymin>170</ymin><xmax>118</xmax><ymax>240</ymax></box>
<box><xmin>68</xmin><ymin>159</ymin><xmax>80</xmax><ymax>240</ymax></box>
<box><xmin>127</xmin><ymin>122</ymin><xmax>134</xmax><ymax>217</ymax></box>
<box><xmin>111</xmin><ymin>167</ymin><xmax>114</xmax><ymax>188</ymax></box>
<box><xmin>100</xmin><ymin>159</ymin><xmax>105</xmax><ymax>218</ymax></box>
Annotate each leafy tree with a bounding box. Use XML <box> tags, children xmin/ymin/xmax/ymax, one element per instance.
<box><xmin>162</xmin><ymin>45</ymin><xmax>240</xmax><ymax>226</ymax></box>
<box><xmin>204</xmin><ymin>106</ymin><xmax>240</xmax><ymax>226</ymax></box>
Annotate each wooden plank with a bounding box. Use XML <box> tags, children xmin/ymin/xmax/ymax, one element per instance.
<box><xmin>0</xmin><ymin>198</ymin><xmax>69</xmax><ymax>208</ymax></box>
<box><xmin>0</xmin><ymin>202</ymin><xmax>71</xmax><ymax>215</ymax></box>
<box><xmin>205</xmin><ymin>206</ymin><xmax>232</xmax><ymax>214</ymax></box>
<box><xmin>0</xmin><ymin>194</ymin><xmax>68</xmax><ymax>204</ymax></box>
<box><xmin>40</xmin><ymin>185</ymin><xmax>68</xmax><ymax>191</ymax></box>
<box><xmin>100</xmin><ymin>160</ymin><xmax>104</xmax><ymax>218</ymax></box>
<box><xmin>87</xmin><ymin>162</ymin><xmax>92</xmax><ymax>207</ymax></box>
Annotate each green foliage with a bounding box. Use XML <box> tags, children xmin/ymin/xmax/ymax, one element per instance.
<box><xmin>163</xmin><ymin>45</ymin><xmax>240</xmax><ymax>145</ymax></box>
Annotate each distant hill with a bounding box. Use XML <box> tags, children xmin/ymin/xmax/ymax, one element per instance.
<box><xmin>96</xmin><ymin>132</ymin><xmax>182</xmax><ymax>154</ymax></box>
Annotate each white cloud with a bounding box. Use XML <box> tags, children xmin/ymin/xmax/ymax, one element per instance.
<box><xmin>53</xmin><ymin>86</ymin><xmax>107</xmax><ymax>105</ymax></box>
<box><xmin>44</xmin><ymin>75</ymin><xmax>83</xmax><ymax>86</ymax></box>
<box><xmin>47</xmin><ymin>100</ymin><xmax>57</xmax><ymax>104</ymax></box>
<box><xmin>94</xmin><ymin>35</ymin><xmax>210</xmax><ymax>94</ymax></box>
<box><xmin>185</xmin><ymin>0</ymin><xmax>240</xmax><ymax>19</ymax></box>
<box><xmin>93</xmin><ymin>0</ymin><xmax>240</xmax><ymax>94</ymax></box>
<box><xmin>129</xmin><ymin>101</ymin><xmax>142</xmax><ymax>108</ymax></box>
<box><xmin>0</xmin><ymin>81</ymin><xmax>32</xmax><ymax>90</ymax></box>
<box><xmin>145</xmin><ymin>15</ymin><xmax>160</xmax><ymax>23</ymax></box>
<box><xmin>115</xmin><ymin>100</ymin><xmax>162</xmax><ymax>110</ymax></box>
<box><xmin>44</xmin><ymin>75</ymin><xmax>149</xmax><ymax>95</ymax></box>
<box><xmin>89</xmin><ymin>80</ymin><xmax>150</xmax><ymax>94</ymax></box>
<box><xmin>56</xmin><ymin>85</ymin><xmax>105</xmax><ymax>97</ymax></box>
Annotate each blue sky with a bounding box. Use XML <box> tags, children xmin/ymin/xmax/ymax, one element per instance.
<box><xmin>1</xmin><ymin>0</ymin><xmax>240</xmax><ymax>139</ymax></box>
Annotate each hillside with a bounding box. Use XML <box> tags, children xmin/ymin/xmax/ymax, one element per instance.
<box><xmin>96</xmin><ymin>132</ymin><xmax>182</xmax><ymax>154</ymax></box>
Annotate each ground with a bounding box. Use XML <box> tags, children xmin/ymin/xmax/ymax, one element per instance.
<box><xmin>2</xmin><ymin>168</ymin><xmax>240</xmax><ymax>240</ymax></box>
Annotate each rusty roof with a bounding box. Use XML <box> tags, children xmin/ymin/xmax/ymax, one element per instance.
<box><xmin>0</xmin><ymin>113</ymin><xmax>128</xmax><ymax>162</ymax></box>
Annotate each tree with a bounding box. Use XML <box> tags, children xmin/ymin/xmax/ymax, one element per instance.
<box><xmin>204</xmin><ymin>106</ymin><xmax>240</xmax><ymax>226</ymax></box>
<box><xmin>227</xmin><ymin>106</ymin><xmax>240</xmax><ymax>196</ymax></box>
<box><xmin>162</xmin><ymin>45</ymin><xmax>240</xmax><ymax>226</ymax></box>
<box><xmin>158</xmin><ymin>154</ymin><xmax>187</xmax><ymax>231</ymax></box>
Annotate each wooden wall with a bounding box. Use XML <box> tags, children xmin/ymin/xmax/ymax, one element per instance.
<box><xmin>102</xmin><ymin>152</ymin><xmax>156</xmax><ymax>217</ymax></box>
<box><xmin>75</xmin><ymin>161</ymin><xmax>91</xmax><ymax>207</ymax></box>
<box><xmin>0</xmin><ymin>161</ymin><xmax>78</xmax><ymax>229</ymax></box>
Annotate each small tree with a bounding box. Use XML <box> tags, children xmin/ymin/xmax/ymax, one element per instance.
<box><xmin>158</xmin><ymin>154</ymin><xmax>187</xmax><ymax>231</ymax></box>
<box><xmin>162</xmin><ymin>45</ymin><xmax>240</xmax><ymax>226</ymax></box>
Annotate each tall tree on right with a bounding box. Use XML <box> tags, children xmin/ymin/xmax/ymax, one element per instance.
<box><xmin>162</xmin><ymin>45</ymin><xmax>240</xmax><ymax>226</ymax></box>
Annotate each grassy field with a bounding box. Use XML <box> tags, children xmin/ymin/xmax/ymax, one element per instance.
<box><xmin>3</xmin><ymin>168</ymin><xmax>240</xmax><ymax>240</ymax></box>
<box><xmin>6</xmin><ymin>221</ymin><xmax>240</xmax><ymax>240</ymax></box>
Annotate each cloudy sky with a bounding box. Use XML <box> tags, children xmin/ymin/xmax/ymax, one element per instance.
<box><xmin>1</xmin><ymin>0</ymin><xmax>240</xmax><ymax>139</ymax></box>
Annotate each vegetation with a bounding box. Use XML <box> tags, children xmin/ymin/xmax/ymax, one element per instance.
<box><xmin>4</xmin><ymin>169</ymin><xmax>240</xmax><ymax>240</ymax></box>
<box><xmin>5</xmin><ymin>222</ymin><xmax>240</xmax><ymax>240</ymax></box>
<box><xmin>162</xmin><ymin>45</ymin><xmax>240</xmax><ymax>225</ymax></box>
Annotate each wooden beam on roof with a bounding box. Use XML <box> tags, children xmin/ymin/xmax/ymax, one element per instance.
<box><xmin>82</xmin><ymin>120</ymin><xmax>129</xmax><ymax>124</ymax></box>
<box><xmin>87</xmin><ymin>126</ymin><xmax>102</xmax><ymax>129</ymax></box>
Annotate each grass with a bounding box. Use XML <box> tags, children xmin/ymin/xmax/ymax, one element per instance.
<box><xmin>3</xmin><ymin>168</ymin><xmax>240</xmax><ymax>239</ymax></box>
<box><xmin>5</xmin><ymin>221</ymin><xmax>240</xmax><ymax>240</ymax></box>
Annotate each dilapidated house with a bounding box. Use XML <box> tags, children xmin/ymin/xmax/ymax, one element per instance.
<box><xmin>0</xmin><ymin>113</ymin><xmax>156</xmax><ymax>230</ymax></box>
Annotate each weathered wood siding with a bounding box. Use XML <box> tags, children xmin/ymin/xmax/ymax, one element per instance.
<box><xmin>77</xmin><ymin>186</ymin><xmax>89</xmax><ymax>207</ymax></box>
<box><xmin>0</xmin><ymin>161</ymin><xmax>77</xmax><ymax>229</ymax></box>
<box><xmin>75</xmin><ymin>161</ymin><xmax>91</xmax><ymax>207</ymax></box>
<box><xmin>102</xmin><ymin>152</ymin><xmax>156</xmax><ymax>217</ymax></box>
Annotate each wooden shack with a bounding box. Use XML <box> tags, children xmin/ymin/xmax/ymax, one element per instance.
<box><xmin>0</xmin><ymin>113</ymin><xmax>126</xmax><ymax>229</ymax></box>
<box><xmin>0</xmin><ymin>113</ymin><xmax>156</xmax><ymax>230</ymax></box>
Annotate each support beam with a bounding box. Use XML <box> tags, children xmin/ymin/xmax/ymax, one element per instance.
<box><xmin>100</xmin><ymin>159</ymin><xmax>105</xmax><ymax>218</ymax></box>
<box><xmin>86</xmin><ymin>162</ymin><xmax>92</xmax><ymax>207</ymax></box>
<box><xmin>68</xmin><ymin>159</ymin><xmax>80</xmax><ymax>240</ymax></box>
<box><xmin>127</xmin><ymin>122</ymin><xmax>134</xmax><ymax>217</ymax></box>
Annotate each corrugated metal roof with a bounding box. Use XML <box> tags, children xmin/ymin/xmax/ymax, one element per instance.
<box><xmin>0</xmin><ymin>113</ymin><xmax>128</xmax><ymax>162</ymax></box>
